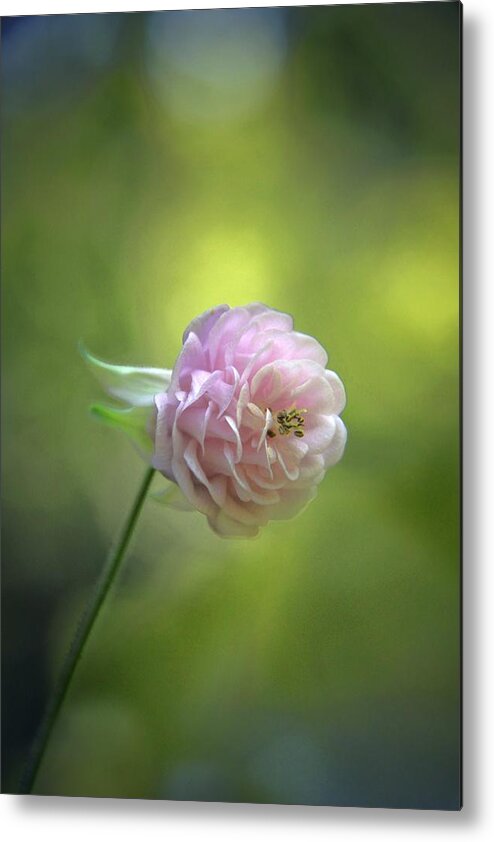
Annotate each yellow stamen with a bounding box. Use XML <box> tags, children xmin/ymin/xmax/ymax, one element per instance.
<box><xmin>267</xmin><ymin>407</ymin><xmax>307</xmax><ymax>438</ymax></box>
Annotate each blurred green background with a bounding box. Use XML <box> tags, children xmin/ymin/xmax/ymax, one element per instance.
<box><xmin>1</xmin><ymin>2</ymin><xmax>460</xmax><ymax>808</ymax></box>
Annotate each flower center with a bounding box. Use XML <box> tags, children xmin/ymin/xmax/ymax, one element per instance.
<box><xmin>267</xmin><ymin>407</ymin><xmax>307</xmax><ymax>439</ymax></box>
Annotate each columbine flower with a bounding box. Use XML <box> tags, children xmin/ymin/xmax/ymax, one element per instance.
<box><xmin>83</xmin><ymin>303</ymin><xmax>347</xmax><ymax>537</ymax></box>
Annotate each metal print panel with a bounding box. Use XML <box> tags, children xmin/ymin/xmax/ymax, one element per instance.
<box><xmin>1</xmin><ymin>1</ymin><xmax>462</xmax><ymax>809</ymax></box>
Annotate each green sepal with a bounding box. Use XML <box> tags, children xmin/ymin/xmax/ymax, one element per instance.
<box><xmin>151</xmin><ymin>483</ymin><xmax>194</xmax><ymax>511</ymax></box>
<box><xmin>80</xmin><ymin>343</ymin><xmax>172</xmax><ymax>407</ymax></box>
<box><xmin>90</xmin><ymin>403</ymin><xmax>154</xmax><ymax>459</ymax></box>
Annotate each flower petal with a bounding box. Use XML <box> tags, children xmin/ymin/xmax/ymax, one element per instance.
<box><xmin>153</xmin><ymin>393</ymin><xmax>175</xmax><ymax>478</ymax></box>
<box><xmin>302</xmin><ymin>414</ymin><xmax>337</xmax><ymax>454</ymax></box>
<box><xmin>267</xmin><ymin>485</ymin><xmax>317</xmax><ymax>521</ymax></box>
<box><xmin>322</xmin><ymin>416</ymin><xmax>348</xmax><ymax>467</ymax></box>
<box><xmin>325</xmin><ymin>369</ymin><xmax>347</xmax><ymax>415</ymax></box>
<box><xmin>182</xmin><ymin>304</ymin><xmax>230</xmax><ymax>345</ymax></box>
<box><xmin>208</xmin><ymin>510</ymin><xmax>259</xmax><ymax>539</ymax></box>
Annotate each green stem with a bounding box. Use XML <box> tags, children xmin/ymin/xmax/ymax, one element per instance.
<box><xmin>20</xmin><ymin>466</ymin><xmax>155</xmax><ymax>794</ymax></box>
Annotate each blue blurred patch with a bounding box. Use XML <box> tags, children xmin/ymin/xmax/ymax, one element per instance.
<box><xmin>2</xmin><ymin>14</ymin><xmax>121</xmax><ymax>115</ymax></box>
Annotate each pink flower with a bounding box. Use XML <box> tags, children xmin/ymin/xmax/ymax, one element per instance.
<box><xmin>152</xmin><ymin>304</ymin><xmax>346</xmax><ymax>537</ymax></box>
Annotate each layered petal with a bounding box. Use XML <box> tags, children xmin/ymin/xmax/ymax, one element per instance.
<box><xmin>150</xmin><ymin>303</ymin><xmax>347</xmax><ymax>538</ymax></box>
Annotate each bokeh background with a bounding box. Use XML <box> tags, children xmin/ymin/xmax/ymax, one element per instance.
<box><xmin>2</xmin><ymin>2</ymin><xmax>461</xmax><ymax>808</ymax></box>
